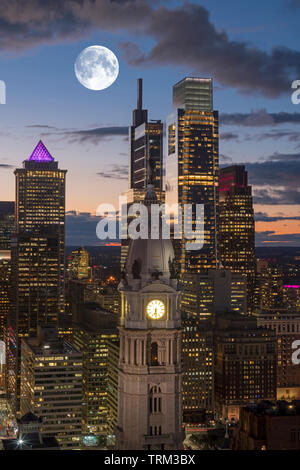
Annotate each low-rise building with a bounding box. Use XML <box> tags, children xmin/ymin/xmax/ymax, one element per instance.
<box><xmin>232</xmin><ymin>401</ymin><xmax>300</xmax><ymax>450</ymax></box>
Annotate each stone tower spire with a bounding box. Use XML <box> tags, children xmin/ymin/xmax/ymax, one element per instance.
<box><xmin>115</xmin><ymin>188</ymin><xmax>184</xmax><ymax>450</ymax></box>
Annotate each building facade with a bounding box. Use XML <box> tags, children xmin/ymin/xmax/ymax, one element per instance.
<box><xmin>255</xmin><ymin>310</ymin><xmax>300</xmax><ymax>400</ymax></box>
<box><xmin>20</xmin><ymin>326</ymin><xmax>82</xmax><ymax>449</ymax></box>
<box><xmin>72</xmin><ymin>304</ymin><xmax>118</xmax><ymax>437</ymax></box>
<box><xmin>254</xmin><ymin>260</ymin><xmax>285</xmax><ymax>311</ymax></box>
<box><xmin>0</xmin><ymin>202</ymin><xmax>14</xmax><ymax>383</ymax></box>
<box><xmin>232</xmin><ymin>401</ymin><xmax>300</xmax><ymax>450</ymax></box>
<box><xmin>0</xmin><ymin>201</ymin><xmax>14</xmax><ymax>251</ymax></box>
<box><xmin>214</xmin><ymin>312</ymin><xmax>277</xmax><ymax>421</ymax></box>
<box><xmin>181</xmin><ymin>270</ymin><xmax>246</xmax><ymax>420</ymax></box>
<box><xmin>182</xmin><ymin>319</ymin><xmax>214</xmax><ymax>419</ymax></box>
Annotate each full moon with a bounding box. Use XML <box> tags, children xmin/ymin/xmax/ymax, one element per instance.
<box><xmin>74</xmin><ymin>45</ymin><xmax>119</xmax><ymax>91</ymax></box>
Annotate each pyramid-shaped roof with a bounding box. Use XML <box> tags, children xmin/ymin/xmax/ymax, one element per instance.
<box><xmin>26</xmin><ymin>140</ymin><xmax>54</xmax><ymax>162</ymax></box>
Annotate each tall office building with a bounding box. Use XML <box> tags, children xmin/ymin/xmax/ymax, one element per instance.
<box><xmin>182</xmin><ymin>319</ymin><xmax>214</xmax><ymax>419</ymax></box>
<box><xmin>219</xmin><ymin>165</ymin><xmax>255</xmax><ymax>312</ymax></box>
<box><xmin>121</xmin><ymin>79</ymin><xmax>164</xmax><ymax>269</ymax></box>
<box><xmin>129</xmin><ymin>78</ymin><xmax>163</xmax><ymax>192</ymax></box>
<box><xmin>20</xmin><ymin>327</ymin><xmax>82</xmax><ymax>449</ymax></box>
<box><xmin>72</xmin><ymin>304</ymin><xmax>118</xmax><ymax>437</ymax></box>
<box><xmin>165</xmin><ymin>77</ymin><xmax>219</xmax><ymax>274</ymax></box>
<box><xmin>7</xmin><ymin>140</ymin><xmax>66</xmax><ymax>412</ymax></box>
<box><xmin>116</xmin><ymin>186</ymin><xmax>184</xmax><ymax>450</ymax></box>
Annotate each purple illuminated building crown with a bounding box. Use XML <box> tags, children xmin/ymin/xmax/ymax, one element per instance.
<box><xmin>26</xmin><ymin>140</ymin><xmax>54</xmax><ymax>162</ymax></box>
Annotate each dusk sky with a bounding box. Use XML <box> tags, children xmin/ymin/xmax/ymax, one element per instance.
<box><xmin>0</xmin><ymin>0</ymin><xmax>300</xmax><ymax>245</ymax></box>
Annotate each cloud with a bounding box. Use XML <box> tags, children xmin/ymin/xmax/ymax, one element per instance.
<box><xmin>221</xmin><ymin>110</ymin><xmax>300</xmax><ymax>126</ymax></box>
<box><xmin>288</xmin><ymin>0</ymin><xmax>300</xmax><ymax>8</ymax></box>
<box><xmin>66</xmin><ymin>211</ymin><xmax>104</xmax><ymax>246</ymax></box>
<box><xmin>244</xmin><ymin>153</ymin><xmax>300</xmax><ymax>204</ymax></box>
<box><xmin>0</xmin><ymin>1</ymin><xmax>300</xmax><ymax>97</ymax></box>
<box><xmin>66</xmin><ymin>210</ymin><xmax>121</xmax><ymax>245</ymax></box>
<box><xmin>97</xmin><ymin>163</ymin><xmax>127</xmax><ymax>180</ymax></box>
<box><xmin>26</xmin><ymin>124</ymin><xmax>59</xmax><ymax>130</ymax></box>
<box><xmin>66</xmin><ymin>211</ymin><xmax>100</xmax><ymax>246</ymax></box>
<box><xmin>247</xmin><ymin>153</ymin><xmax>300</xmax><ymax>186</ymax></box>
<box><xmin>119</xmin><ymin>3</ymin><xmax>300</xmax><ymax>97</ymax></box>
<box><xmin>264</xmin><ymin>152</ymin><xmax>300</xmax><ymax>162</ymax></box>
<box><xmin>220</xmin><ymin>132</ymin><xmax>239</xmax><ymax>142</ymax></box>
<box><xmin>61</xmin><ymin>126</ymin><xmax>128</xmax><ymax>144</ymax></box>
<box><xmin>257</xmin><ymin>131</ymin><xmax>300</xmax><ymax>142</ymax></box>
<box><xmin>0</xmin><ymin>163</ymin><xmax>15</xmax><ymax>169</ymax></box>
<box><xmin>255</xmin><ymin>212</ymin><xmax>300</xmax><ymax>222</ymax></box>
<box><xmin>255</xmin><ymin>231</ymin><xmax>300</xmax><ymax>246</ymax></box>
<box><xmin>220</xmin><ymin>154</ymin><xmax>233</xmax><ymax>164</ymax></box>
<box><xmin>253</xmin><ymin>188</ymin><xmax>300</xmax><ymax>205</ymax></box>
<box><xmin>28</xmin><ymin>123</ymin><xmax>128</xmax><ymax>144</ymax></box>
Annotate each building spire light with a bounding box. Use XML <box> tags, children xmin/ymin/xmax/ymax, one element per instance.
<box><xmin>27</xmin><ymin>140</ymin><xmax>54</xmax><ymax>162</ymax></box>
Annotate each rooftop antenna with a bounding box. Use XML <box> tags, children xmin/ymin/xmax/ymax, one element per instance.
<box><xmin>137</xmin><ymin>78</ymin><xmax>143</xmax><ymax>109</ymax></box>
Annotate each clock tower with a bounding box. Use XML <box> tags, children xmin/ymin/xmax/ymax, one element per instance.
<box><xmin>115</xmin><ymin>185</ymin><xmax>184</xmax><ymax>450</ymax></box>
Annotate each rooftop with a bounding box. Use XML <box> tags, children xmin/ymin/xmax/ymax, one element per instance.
<box><xmin>26</xmin><ymin>140</ymin><xmax>54</xmax><ymax>162</ymax></box>
<box><xmin>75</xmin><ymin>303</ymin><xmax>118</xmax><ymax>332</ymax></box>
<box><xmin>22</xmin><ymin>326</ymin><xmax>81</xmax><ymax>356</ymax></box>
<box><xmin>244</xmin><ymin>400</ymin><xmax>300</xmax><ymax>417</ymax></box>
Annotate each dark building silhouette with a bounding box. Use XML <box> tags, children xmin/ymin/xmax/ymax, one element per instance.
<box><xmin>0</xmin><ymin>201</ymin><xmax>14</xmax><ymax>250</ymax></box>
<box><xmin>232</xmin><ymin>401</ymin><xmax>300</xmax><ymax>450</ymax></box>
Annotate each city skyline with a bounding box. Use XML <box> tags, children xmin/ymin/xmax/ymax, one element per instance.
<box><xmin>1</xmin><ymin>0</ymin><xmax>300</xmax><ymax>454</ymax></box>
<box><xmin>0</xmin><ymin>0</ymin><xmax>299</xmax><ymax>246</ymax></box>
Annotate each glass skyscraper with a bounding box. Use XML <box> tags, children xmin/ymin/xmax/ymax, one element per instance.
<box><xmin>165</xmin><ymin>77</ymin><xmax>219</xmax><ymax>274</ymax></box>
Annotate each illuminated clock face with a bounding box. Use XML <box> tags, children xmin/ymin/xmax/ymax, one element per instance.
<box><xmin>146</xmin><ymin>300</ymin><xmax>165</xmax><ymax>320</ymax></box>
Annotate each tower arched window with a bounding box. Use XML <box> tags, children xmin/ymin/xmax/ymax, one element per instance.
<box><xmin>150</xmin><ymin>342</ymin><xmax>159</xmax><ymax>366</ymax></box>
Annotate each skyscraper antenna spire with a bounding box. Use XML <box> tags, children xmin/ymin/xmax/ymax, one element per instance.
<box><xmin>137</xmin><ymin>78</ymin><xmax>142</xmax><ymax>109</ymax></box>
